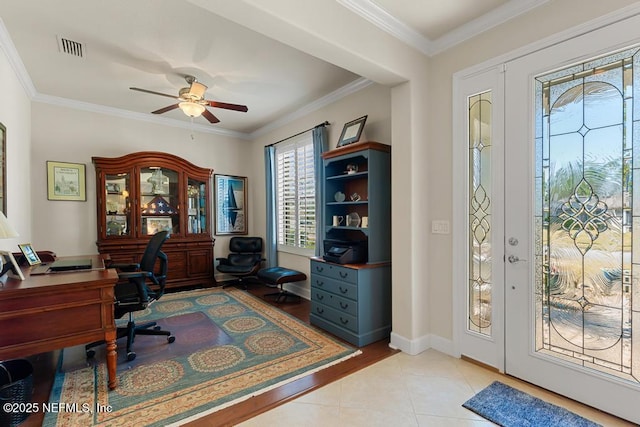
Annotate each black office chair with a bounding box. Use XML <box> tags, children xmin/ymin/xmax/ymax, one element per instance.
<box><xmin>216</xmin><ymin>237</ymin><xmax>264</xmax><ymax>289</ymax></box>
<box><xmin>86</xmin><ymin>230</ymin><xmax>174</xmax><ymax>362</ymax></box>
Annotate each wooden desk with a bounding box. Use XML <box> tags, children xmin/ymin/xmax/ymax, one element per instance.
<box><xmin>0</xmin><ymin>255</ymin><xmax>119</xmax><ymax>390</ymax></box>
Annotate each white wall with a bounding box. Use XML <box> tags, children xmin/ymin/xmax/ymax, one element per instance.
<box><xmin>0</xmin><ymin>44</ymin><xmax>31</xmax><ymax>251</ymax></box>
<box><xmin>30</xmin><ymin>103</ymin><xmax>249</xmax><ymax>256</ymax></box>
<box><xmin>249</xmin><ymin>82</ymin><xmax>391</xmax><ymax>298</ymax></box>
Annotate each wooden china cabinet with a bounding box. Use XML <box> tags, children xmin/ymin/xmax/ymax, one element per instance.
<box><xmin>92</xmin><ymin>151</ymin><xmax>215</xmax><ymax>289</ymax></box>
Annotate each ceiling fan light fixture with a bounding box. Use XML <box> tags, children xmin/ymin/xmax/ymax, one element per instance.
<box><xmin>179</xmin><ymin>101</ymin><xmax>206</xmax><ymax>117</ymax></box>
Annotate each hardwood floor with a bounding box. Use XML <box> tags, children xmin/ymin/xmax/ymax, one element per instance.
<box><xmin>23</xmin><ymin>284</ymin><xmax>397</xmax><ymax>427</ymax></box>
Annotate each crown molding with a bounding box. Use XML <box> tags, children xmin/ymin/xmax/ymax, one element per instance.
<box><xmin>0</xmin><ymin>17</ymin><xmax>36</xmax><ymax>98</ymax></box>
<box><xmin>336</xmin><ymin>0</ymin><xmax>433</xmax><ymax>56</ymax></box>
<box><xmin>337</xmin><ymin>0</ymin><xmax>551</xmax><ymax>57</ymax></box>
<box><xmin>250</xmin><ymin>77</ymin><xmax>374</xmax><ymax>139</ymax></box>
<box><xmin>429</xmin><ymin>0</ymin><xmax>551</xmax><ymax>55</ymax></box>
<box><xmin>32</xmin><ymin>92</ymin><xmax>251</xmax><ymax>139</ymax></box>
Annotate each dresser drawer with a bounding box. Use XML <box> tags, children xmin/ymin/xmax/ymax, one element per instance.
<box><xmin>311</xmin><ymin>301</ymin><xmax>358</xmax><ymax>333</ymax></box>
<box><xmin>312</xmin><ymin>288</ymin><xmax>357</xmax><ymax>316</ymax></box>
<box><xmin>311</xmin><ymin>274</ymin><xmax>358</xmax><ymax>301</ymax></box>
<box><xmin>310</xmin><ymin>260</ymin><xmax>357</xmax><ymax>284</ymax></box>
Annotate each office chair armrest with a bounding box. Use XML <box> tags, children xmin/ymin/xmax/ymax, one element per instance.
<box><xmin>110</xmin><ymin>262</ymin><xmax>140</xmax><ymax>272</ymax></box>
<box><xmin>118</xmin><ymin>271</ymin><xmax>154</xmax><ymax>280</ymax></box>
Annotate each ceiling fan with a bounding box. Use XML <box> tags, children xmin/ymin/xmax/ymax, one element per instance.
<box><xmin>130</xmin><ymin>75</ymin><xmax>248</xmax><ymax>124</ymax></box>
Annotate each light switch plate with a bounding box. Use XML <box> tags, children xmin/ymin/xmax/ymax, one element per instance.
<box><xmin>431</xmin><ymin>220</ymin><xmax>450</xmax><ymax>234</ymax></box>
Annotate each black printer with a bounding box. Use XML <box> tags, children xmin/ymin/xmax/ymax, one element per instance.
<box><xmin>323</xmin><ymin>239</ymin><xmax>367</xmax><ymax>264</ymax></box>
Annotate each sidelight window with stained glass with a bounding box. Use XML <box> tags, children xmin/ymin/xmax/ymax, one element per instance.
<box><xmin>468</xmin><ymin>91</ymin><xmax>493</xmax><ymax>336</ymax></box>
<box><xmin>535</xmin><ymin>46</ymin><xmax>639</xmax><ymax>383</ymax></box>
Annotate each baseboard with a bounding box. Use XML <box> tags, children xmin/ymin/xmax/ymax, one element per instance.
<box><xmin>389</xmin><ymin>332</ymin><xmax>454</xmax><ymax>357</ymax></box>
<box><xmin>282</xmin><ymin>282</ymin><xmax>310</xmax><ymax>300</ymax></box>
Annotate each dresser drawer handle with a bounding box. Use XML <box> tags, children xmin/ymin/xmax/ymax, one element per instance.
<box><xmin>339</xmin><ymin>286</ymin><xmax>349</xmax><ymax>294</ymax></box>
<box><xmin>340</xmin><ymin>317</ymin><xmax>349</xmax><ymax>325</ymax></box>
<box><xmin>316</xmin><ymin>280</ymin><xmax>324</xmax><ymax>287</ymax></box>
<box><xmin>316</xmin><ymin>293</ymin><xmax>324</xmax><ymax>300</ymax></box>
<box><xmin>316</xmin><ymin>307</ymin><xmax>325</xmax><ymax>314</ymax></box>
<box><xmin>316</xmin><ymin>266</ymin><xmax>324</xmax><ymax>272</ymax></box>
<box><xmin>339</xmin><ymin>271</ymin><xmax>348</xmax><ymax>279</ymax></box>
<box><xmin>340</xmin><ymin>302</ymin><xmax>349</xmax><ymax>309</ymax></box>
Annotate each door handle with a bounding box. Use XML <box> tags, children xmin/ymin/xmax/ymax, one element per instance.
<box><xmin>508</xmin><ymin>255</ymin><xmax>527</xmax><ymax>264</ymax></box>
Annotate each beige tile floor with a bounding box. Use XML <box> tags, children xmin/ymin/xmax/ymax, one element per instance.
<box><xmin>238</xmin><ymin>349</ymin><xmax>635</xmax><ymax>427</ymax></box>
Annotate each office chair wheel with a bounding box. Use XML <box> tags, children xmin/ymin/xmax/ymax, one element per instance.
<box><xmin>168</xmin><ymin>335</ymin><xmax>175</xmax><ymax>344</ymax></box>
<box><xmin>126</xmin><ymin>351</ymin><xmax>136</xmax><ymax>362</ymax></box>
<box><xmin>153</xmin><ymin>325</ymin><xmax>161</xmax><ymax>331</ymax></box>
<box><xmin>86</xmin><ymin>349</ymin><xmax>96</xmax><ymax>359</ymax></box>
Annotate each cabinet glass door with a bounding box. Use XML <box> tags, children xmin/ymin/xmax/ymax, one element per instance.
<box><xmin>187</xmin><ymin>178</ymin><xmax>207</xmax><ymax>234</ymax></box>
<box><xmin>140</xmin><ymin>167</ymin><xmax>180</xmax><ymax>236</ymax></box>
<box><xmin>105</xmin><ymin>173</ymin><xmax>131</xmax><ymax>237</ymax></box>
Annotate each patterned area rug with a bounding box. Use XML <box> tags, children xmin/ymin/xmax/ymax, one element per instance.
<box><xmin>44</xmin><ymin>288</ymin><xmax>360</xmax><ymax>426</ymax></box>
<box><xmin>463</xmin><ymin>381</ymin><xmax>602</xmax><ymax>427</ymax></box>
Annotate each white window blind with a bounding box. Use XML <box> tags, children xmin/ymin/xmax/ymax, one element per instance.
<box><xmin>275</xmin><ymin>132</ymin><xmax>316</xmax><ymax>253</ymax></box>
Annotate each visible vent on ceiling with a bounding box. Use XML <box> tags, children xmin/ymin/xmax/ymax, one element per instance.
<box><xmin>57</xmin><ymin>36</ymin><xmax>85</xmax><ymax>58</ymax></box>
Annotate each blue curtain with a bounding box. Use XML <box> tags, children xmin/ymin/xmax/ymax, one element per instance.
<box><xmin>312</xmin><ymin>125</ymin><xmax>328</xmax><ymax>257</ymax></box>
<box><xmin>264</xmin><ymin>145</ymin><xmax>277</xmax><ymax>267</ymax></box>
<box><xmin>264</xmin><ymin>124</ymin><xmax>328</xmax><ymax>265</ymax></box>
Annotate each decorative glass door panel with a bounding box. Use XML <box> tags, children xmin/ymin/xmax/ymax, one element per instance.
<box><xmin>105</xmin><ymin>173</ymin><xmax>131</xmax><ymax>236</ymax></box>
<box><xmin>534</xmin><ymin>47</ymin><xmax>638</xmax><ymax>383</ymax></box>
<box><xmin>187</xmin><ymin>178</ymin><xmax>207</xmax><ymax>234</ymax></box>
<box><xmin>140</xmin><ymin>167</ymin><xmax>180</xmax><ymax>236</ymax></box>
<box><xmin>468</xmin><ymin>91</ymin><xmax>493</xmax><ymax>337</ymax></box>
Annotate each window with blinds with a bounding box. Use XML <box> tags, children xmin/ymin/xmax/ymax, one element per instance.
<box><xmin>275</xmin><ymin>132</ymin><xmax>316</xmax><ymax>253</ymax></box>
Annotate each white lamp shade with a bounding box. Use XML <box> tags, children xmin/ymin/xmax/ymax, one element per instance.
<box><xmin>0</xmin><ymin>211</ymin><xmax>18</xmax><ymax>239</ymax></box>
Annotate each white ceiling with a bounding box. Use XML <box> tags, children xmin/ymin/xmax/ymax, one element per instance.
<box><xmin>0</xmin><ymin>0</ymin><xmax>546</xmax><ymax>137</ymax></box>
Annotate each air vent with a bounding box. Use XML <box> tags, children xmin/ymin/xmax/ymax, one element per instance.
<box><xmin>57</xmin><ymin>36</ymin><xmax>85</xmax><ymax>58</ymax></box>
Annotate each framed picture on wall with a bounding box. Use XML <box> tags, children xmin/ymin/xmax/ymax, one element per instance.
<box><xmin>47</xmin><ymin>161</ymin><xmax>86</xmax><ymax>201</ymax></box>
<box><xmin>214</xmin><ymin>174</ymin><xmax>247</xmax><ymax>235</ymax></box>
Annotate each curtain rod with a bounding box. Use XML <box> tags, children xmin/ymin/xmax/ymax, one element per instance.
<box><xmin>266</xmin><ymin>121</ymin><xmax>330</xmax><ymax>147</ymax></box>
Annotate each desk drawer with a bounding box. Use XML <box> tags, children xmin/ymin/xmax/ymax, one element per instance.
<box><xmin>310</xmin><ymin>260</ymin><xmax>357</xmax><ymax>284</ymax></box>
<box><xmin>310</xmin><ymin>274</ymin><xmax>357</xmax><ymax>301</ymax></box>
<box><xmin>311</xmin><ymin>288</ymin><xmax>357</xmax><ymax>316</ymax></box>
<box><xmin>311</xmin><ymin>301</ymin><xmax>358</xmax><ymax>333</ymax></box>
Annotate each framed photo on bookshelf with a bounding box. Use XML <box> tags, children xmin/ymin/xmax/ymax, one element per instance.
<box><xmin>144</xmin><ymin>217</ymin><xmax>172</xmax><ymax>235</ymax></box>
<box><xmin>337</xmin><ymin>115</ymin><xmax>367</xmax><ymax>147</ymax></box>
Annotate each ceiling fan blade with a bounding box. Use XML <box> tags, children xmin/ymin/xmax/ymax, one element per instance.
<box><xmin>202</xmin><ymin>109</ymin><xmax>220</xmax><ymax>124</ymax></box>
<box><xmin>130</xmin><ymin>87</ymin><xmax>179</xmax><ymax>99</ymax></box>
<box><xmin>206</xmin><ymin>100</ymin><xmax>248</xmax><ymax>112</ymax></box>
<box><xmin>151</xmin><ymin>104</ymin><xmax>180</xmax><ymax>114</ymax></box>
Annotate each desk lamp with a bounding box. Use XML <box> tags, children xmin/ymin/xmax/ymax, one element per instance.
<box><xmin>0</xmin><ymin>211</ymin><xmax>19</xmax><ymax>277</ymax></box>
